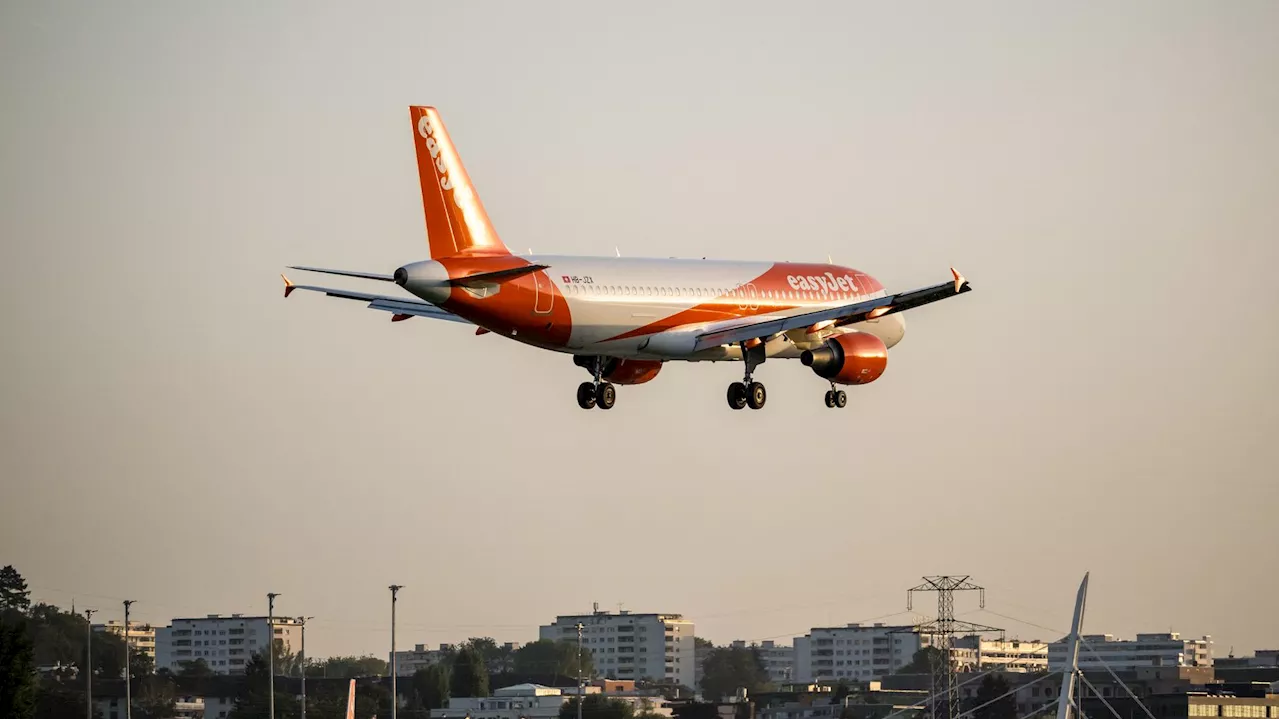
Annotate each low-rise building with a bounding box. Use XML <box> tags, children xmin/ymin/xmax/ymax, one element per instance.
<box><xmin>431</xmin><ymin>683</ymin><xmax>673</xmax><ymax>719</ymax></box>
<box><xmin>951</xmin><ymin>635</ymin><xmax>1048</xmax><ymax>672</ymax></box>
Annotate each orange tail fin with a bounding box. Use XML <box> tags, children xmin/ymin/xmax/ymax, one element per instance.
<box><xmin>410</xmin><ymin>106</ymin><xmax>510</xmax><ymax>259</ymax></box>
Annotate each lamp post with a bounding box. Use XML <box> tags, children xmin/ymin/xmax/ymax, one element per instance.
<box><xmin>576</xmin><ymin>622</ymin><xmax>585</xmax><ymax>719</ymax></box>
<box><xmin>389</xmin><ymin>585</ymin><xmax>403</xmax><ymax>719</ymax></box>
<box><xmin>267</xmin><ymin>593</ymin><xmax>280</xmax><ymax>719</ymax></box>
<box><xmin>84</xmin><ymin>609</ymin><xmax>97</xmax><ymax>719</ymax></box>
<box><xmin>122</xmin><ymin>600</ymin><xmax>135</xmax><ymax>719</ymax></box>
<box><xmin>299</xmin><ymin>616</ymin><xmax>314</xmax><ymax>719</ymax></box>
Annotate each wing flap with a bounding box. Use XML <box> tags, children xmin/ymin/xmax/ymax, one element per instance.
<box><xmin>692</xmin><ymin>268</ymin><xmax>972</xmax><ymax>351</ymax></box>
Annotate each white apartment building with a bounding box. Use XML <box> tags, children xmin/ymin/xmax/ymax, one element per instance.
<box><xmin>729</xmin><ymin>640</ymin><xmax>795</xmax><ymax>683</ymax></box>
<box><xmin>794</xmin><ymin>623</ymin><xmax>935</xmax><ymax>683</ymax></box>
<box><xmin>539</xmin><ymin>608</ymin><xmax>696</xmax><ymax>688</ymax></box>
<box><xmin>951</xmin><ymin>636</ymin><xmax>1048</xmax><ymax>672</ymax></box>
<box><xmin>1047</xmin><ymin>633</ymin><xmax>1213</xmax><ymax>672</ymax></box>
<box><xmin>93</xmin><ymin>620</ymin><xmax>158</xmax><ymax>659</ymax></box>
<box><xmin>155</xmin><ymin>614</ymin><xmax>303</xmax><ymax>675</ymax></box>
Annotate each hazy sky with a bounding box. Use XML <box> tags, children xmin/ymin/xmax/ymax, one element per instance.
<box><xmin>1</xmin><ymin>1</ymin><xmax>1275</xmax><ymax>661</ymax></box>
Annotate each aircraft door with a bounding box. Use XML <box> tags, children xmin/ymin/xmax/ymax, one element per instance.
<box><xmin>532</xmin><ymin>271</ymin><xmax>555</xmax><ymax>314</ymax></box>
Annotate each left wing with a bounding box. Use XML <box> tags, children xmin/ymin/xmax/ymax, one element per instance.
<box><xmin>693</xmin><ymin>267</ymin><xmax>972</xmax><ymax>352</ymax></box>
<box><xmin>281</xmin><ymin>274</ymin><xmax>470</xmax><ymax>324</ymax></box>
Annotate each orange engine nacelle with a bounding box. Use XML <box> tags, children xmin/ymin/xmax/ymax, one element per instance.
<box><xmin>574</xmin><ymin>356</ymin><xmax>664</xmax><ymax>385</ymax></box>
<box><xmin>800</xmin><ymin>331</ymin><xmax>887</xmax><ymax>386</ymax></box>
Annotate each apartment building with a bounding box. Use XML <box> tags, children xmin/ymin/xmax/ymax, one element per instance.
<box><xmin>793</xmin><ymin>623</ymin><xmax>934</xmax><ymax>683</ymax></box>
<box><xmin>93</xmin><ymin>620</ymin><xmax>158</xmax><ymax>659</ymax></box>
<box><xmin>155</xmin><ymin>614</ymin><xmax>303</xmax><ymax>675</ymax></box>
<box><xmin>1048</xmin><ymin>633</ymin><xmax>1213</xmax><ymax>672</ymax></box>
<box><xmin>539</xmin><ymin>607</ymin><xmax>695</xmax><ymax>688</ymax></box>
<box><xmin>729</xmin><ymin>640</ymin><xmax>795</xmax><ymax>683</ymax></box>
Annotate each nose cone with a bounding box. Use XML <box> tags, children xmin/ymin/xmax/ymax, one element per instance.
<box><xmin>396</xmin><ymin>260</ymin><xmax>450</xmax><ymax>304</ymax></box>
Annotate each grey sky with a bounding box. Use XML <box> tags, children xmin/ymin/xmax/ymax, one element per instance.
<box><xmin>1</xmin><ymin>1</ymin><xmax>1275</xmax><ymax>660</ymax></box>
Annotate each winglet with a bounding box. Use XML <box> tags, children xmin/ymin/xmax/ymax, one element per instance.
<box><xmin>950</xmin><ymin>267</ymin><xmax>967</xmax><ymax>293</ymax></box>
<box><xmin>281</xmin><ymin>273</ymin><xmax>296</xmax><ymax>298</ymax></box>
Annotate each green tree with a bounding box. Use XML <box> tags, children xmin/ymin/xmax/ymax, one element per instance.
<box><xmin>129</xmin><ymin>645</ymin><xmax>155</xmax><ymax>683</ymax></box>
<box><xmin>560</xmin><ymin>695</ymin><xmax>636</xmax><ymax>719</ymax></box>
<box><xmin>896</xmin><ymin>647</ymin><xmax>947</xmax><ymax>675</ymax></box>
<box><xmin>229</xmin><ymin>652</ymin><xmax>300</xmax><ymax>719</ymax></box>
<box><xmin>970</xmin><ymin>674</ymin><xmax>1016</xmax><ymax>719</ymax></box>
<box><xmin>0</xmin><ymin>566</ymin><xmax>31</xmax><ymax>615</ymax></box>
<box><xmin>177</xmin><ymin>658</ymin><xmax>214</xmax><ymax>678</ymax></box>
<box><xmin>699</xmin><ymin>645</ymin><xmax>770</xmax><ymax>702</ymax></box>
<box><xmin>0</xmin><ymin>618</ymin><xmax>38</xmax><ymax>719</ymax></box>
<box><xmin>317</xmin><ymin>655</ymin><xmax>388</xmax><ymax>678</ymax></box>
<box><xmin>134</xmin><ymin>674</ymin><xmax>178</xmax><ymax>719</ymax></box>
<box><xmin>410</xmin><ymin>663</ymin><xmax>450</xmax><ymax>710</ymax></box>
<box><xmin>450</xmin><ymin>645</ymin><xmax>489</xmax><ymax>698</ymax></box>
<box><xmin>513</xmin><ymin>639</ymin><xmax>594</xmax><ymax>679</ymax></box>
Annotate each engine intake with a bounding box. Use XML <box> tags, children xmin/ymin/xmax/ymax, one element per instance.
<box><xmin>800</xmin><ymin>331</ymin><xmax>887</xmax><ymax>386</ymax></box>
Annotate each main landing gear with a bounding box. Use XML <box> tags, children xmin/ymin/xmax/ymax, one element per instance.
<box><xmin>727</xmin><ymin>341</ymin><xmax>768</xmax><ymax>410</ymax></box>
<box><xmin>576</xmin><ymin>356</ymin><xmax>616</xmax><ymax>410</ymax></box>
<box><xmin>824</xmin><ymin>383</ymin><xmax>848</xmax><ymax>409</ymax></box>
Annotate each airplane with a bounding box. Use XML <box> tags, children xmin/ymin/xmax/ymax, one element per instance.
<box><xmin>281</xmin><ymin>106</ymin><xmax>973</xmax><ymax>411</ymax></box>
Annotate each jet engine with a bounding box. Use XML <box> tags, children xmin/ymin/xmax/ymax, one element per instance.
<box><xmin>574</xmin><ymin>356</ymin><xmax>664</xmax><ymax>385</ymax></box>
<box><xmin>799</xmin><ymin>331</ymin><xmax>888</xmax><ymax>385</ymax></box>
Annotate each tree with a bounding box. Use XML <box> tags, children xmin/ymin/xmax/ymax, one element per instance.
<box><xmin>411</xmin><ymin>663</ymin><xmax>450</xmax><ymax>710</ymax></box>
<box><xmin>450</xmin><ymin>645</ymin><xmax>489</xmax><ymax>698</ymax></box>
<box><xmin>699</xmin><ymin>645</ymin><xmax>770</xmax><ymax>702</ymax></box>
<box><xmin>129</xmin><ymin>645</ymin><xmax>155</xmax><ymax>683</ymax></box>
<box><xmin>896</xmin><ymin>647</ymin><xmax>947</xmax><ymax>675</ymax></box>
<box><xmin>0</xmin><ymin>618</ymin><xmax>38</xmax><ymax>719</ymax></box>
<box><xmin>229</xmin><ymin>652</ymin><xmax>300</xmax><ymax>719</ymax></box>
<box><xmin>0</xmin><ymin>566</ymin><xmax>31</xmax><ymax>615</ymax></box>
<box><xmin>317</xmin><ymin>655</ymin><xmax>388</xmax><ymax>678</ymax></box>
<box><xmin>134</xmin><ymin>674</ymin><xmax>178</xmax><ymax>719</ymax></box>
<box><xmin>178</xmin><ymin>658</ymin><xmax>214</xmax><ymax>678</ymax></box>
<box><xmin>559</xmin><ymin>695</ymin><xmax>635</xmax><ymax>719</ymax></box>
<box><xmin>970</xmin><ymin>674</ymin><xmax>1016</xmax><ymax>719</ymax></box>
<box><xmin>513</xmin><ymin>639</ymin><xmax>594</xmax><ymax>679</ymax></box>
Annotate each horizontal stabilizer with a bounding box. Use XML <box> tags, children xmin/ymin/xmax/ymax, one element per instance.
<box><xmin>288</xmin><ymin>266</ymin><xmax>396</xmax><ymax>282</ymax></box>
<box><xmin>281</xmin><ymin>274</ymin><xmax>470</xmax><ymax>325</ymax></box>
<box><xmin>447</xmin><ymin>263</ymin><xmax>550</xmax><ymax>288</ymax></box>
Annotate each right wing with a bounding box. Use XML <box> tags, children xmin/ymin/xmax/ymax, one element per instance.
<box><xmin>693</xmin><ymin>267</ymin><xmax>972</xmax><ymax>352</ymax></box>
<box><xmin>281</xmin><ymin>274</ymin><xmax>470</xmax><ymax>324</ymax></box>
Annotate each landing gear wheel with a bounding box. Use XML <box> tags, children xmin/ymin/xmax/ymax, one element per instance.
<box><xmin>726</xmin><ymin>382</ymin><xmax>748</xmax><ymax>410</ymax></box>
<box><xmin>747</xmin><ymin>382</ymin><xmax>767</xmax><ymax>410</ymax></box>
<box><xmin>597</xmin><ymin>383</ymin><xmax>616</xmax><ymax>410</ymax></box>
<box><xmin>824</xmin><ymin>390</ymin><xmax>835</xmax><ymax>408</ymax></box>
<box><xmin>576</xmin><ymin>382</ymin><xmax>597</xmax><ymax>409</ymax></box>
<box><xmin>834</xmin><ymin>390</ymin><xmax>847</xmax><ymax>408</ymax></box>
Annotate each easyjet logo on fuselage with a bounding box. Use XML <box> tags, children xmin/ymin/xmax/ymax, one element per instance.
<box><xmin>417</xmin><ymin>115</ymin><xmax>455</xmax><ymax>192</ymax></box>
<box><xmin>788</xmin><ymin>272</ymin><xmax>862</xmax><ymax>294</ymax></box>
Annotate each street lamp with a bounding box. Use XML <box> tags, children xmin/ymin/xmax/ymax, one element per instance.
<box><xmin>267</xmin><ymin>593</ymin><xmax>280</xmax><ymax>719</ymax></box>
<box><xmin>84</xmin><ymin>609</ymin><xmax>97</xmax><ymax>719</ymax></box>
<box><xmin>389</xmin><ymin>585</ymin><xmax>403</xmax><ymax>719</ymax></box>
<box><xmin>576</xmin><ymin>622</ymin><xmax>585</xmax><ymax>719</ymax></box>
<box><xmin>299</xmin><ymin>616</ymin><xmax>314</xmax><ymax>719</ymax></box>
<box><xmin>122</xmin><ymin>600</ymin><xmax>135</xmax><ymax>719</ymax></box>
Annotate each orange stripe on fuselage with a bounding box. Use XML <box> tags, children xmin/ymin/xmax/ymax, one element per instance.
<box><xmin>601</xmin><ymin>263</ymin><xmax>882</xmax><ymax>343</ymax></box>
<box><xmin>436</xmin><ymin>255</ymin><xmax>573</xmax><ymax>349</ymax></box>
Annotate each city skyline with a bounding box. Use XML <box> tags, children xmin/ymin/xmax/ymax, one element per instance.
<box><xmin>1</xmin><ymin>0</ymin><xmax>1274</xmax><ymax>668</ymax></box>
